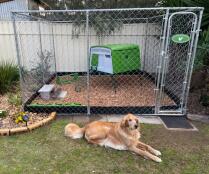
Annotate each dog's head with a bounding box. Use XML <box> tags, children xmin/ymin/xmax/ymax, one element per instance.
<box><xmin>120</xmin><ymin>113</ymin><xmax>139</xmax><ymax>130</ymax></box>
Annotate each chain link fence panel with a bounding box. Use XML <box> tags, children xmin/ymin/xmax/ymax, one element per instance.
<box><xmin>12</xmin><ymin>7</ymin><xmax>203</xmax><ymax>115</ymax></box>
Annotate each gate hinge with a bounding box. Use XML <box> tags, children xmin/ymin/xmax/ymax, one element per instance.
<box><xmin>196</xmin><ymin>29</ymin><xmax>202</xmax><ymax>33</ymax></box>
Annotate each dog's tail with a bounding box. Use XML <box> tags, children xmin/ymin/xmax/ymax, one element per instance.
<box><xmin>64</xmin><ymin>123</ymin><xmax>85</xmax><ymax>139</ymax></box>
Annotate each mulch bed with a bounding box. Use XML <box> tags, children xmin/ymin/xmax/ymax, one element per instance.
<box><xmin>33</xmin><ymin>75</ymin><xmax>175</xmax><ymax>107</ymax></box>
<box><xmin>188</xmin><ymin>89</ymin><xmax>209</xmax><ymax>115</ymax></box>
<box><xmin>0</xmin><ymin>94</ymin><xmax>49</xmax><ymax>129</ymax></box>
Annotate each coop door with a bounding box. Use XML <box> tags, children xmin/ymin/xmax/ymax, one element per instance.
<box><xmin>157</xmin><ymin>12</ymin><xmax>198</xmax><ymax>115</ymax></box>
<box><xmin>98</xmin><ymin>54</ymin><xmax>113</xmax><ymax>74</ymax></box>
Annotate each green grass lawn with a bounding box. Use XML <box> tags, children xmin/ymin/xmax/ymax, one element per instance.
<box><xmin>0</xmin><ymin>118</ymin><xmax>209</xmax><ymax>174</ymax></box>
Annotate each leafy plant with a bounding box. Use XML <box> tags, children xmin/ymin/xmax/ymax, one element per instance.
<box><xmin>161</xmin><ymin>0</ymin><xmax>208</xmax><ymax>30</ymax></box>
<box><xmin>31</xmin><ymin>50</ymin><xmax>52</xmax><ymax>85</ymax></box>
<box><xmin>70</xmin><ymin>11</ymin><xmax>123</xmax><ymax>38</ymax></box>
<box><xmin>200</xmin><ymin>94</ymin><xmax>209</xmax><ymax>106</ymax></box>
<box><xmin>194</xmin><ymin>27</ymin><xmax>209</xmax><ymax>70</ymax></box>
<box><xmin>157</xmin><ymin>0</ymin><xmax>186</xmax><ymax>6</ymax></box>
<box><xmin>0</xmin><ymin>62</ymin><xmax>19</xmax><ymax>94</ymax></box>
<box><xmin>7</xmin><ymin>93</ymin><xmax>22</xmax><ymax>106</ymax></box>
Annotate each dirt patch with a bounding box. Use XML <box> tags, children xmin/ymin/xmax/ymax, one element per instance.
<box><xmin>0</xmin><ymin>94</ymin><xmax>48</xmax><ymax>129</ymax></box>
<box><xmin>187</xmin><ymin>89</ymin><xmax>209</xmax><ymax>115</ymax></box>
<box><xmin>33</xmin><ymin>75</ymin><xmax>175</xmax><ymax>107</ymax></box>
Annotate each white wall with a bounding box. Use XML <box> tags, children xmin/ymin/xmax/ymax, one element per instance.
<box><xmin>0</xmin><ymin>21</ymin><xmax>16</xmax><ymax>63</ymax></box>
<box><xmin>0</xmin><ymin>21</ymin><xmax>161</xmax><ymax>73</ymax></box>
<box><xmin>0</xmin><ymin>0</ymin><xmax>28</xmax><ymax>20</ymax></box>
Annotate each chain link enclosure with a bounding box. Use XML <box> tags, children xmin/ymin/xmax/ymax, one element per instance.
<box><xmin>12</xmin><ymin>7</ymin><xmax>203</xmax><ymax>115</ymax></box>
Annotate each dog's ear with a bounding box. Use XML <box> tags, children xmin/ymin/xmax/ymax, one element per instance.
<box><xmin>121</xmin><ymin>118</ymin><xmax>129</xmax><ymax>128</ymax></box>
<box><xmin>135</xmin><ymin>118</ymin><xmax>139</xmax><ymax>124</ymax></box>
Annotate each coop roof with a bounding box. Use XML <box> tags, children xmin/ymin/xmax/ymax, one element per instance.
<box><xmin>92</xmin><ymin>44</ymin><xmax>139</xmax><ymax>51</ymax></box>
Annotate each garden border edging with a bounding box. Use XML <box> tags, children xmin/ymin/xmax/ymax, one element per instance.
<box><xmin>0</xmin><ymin>112</ymin><xmax>56</xmax><ymax>136</ymax></box>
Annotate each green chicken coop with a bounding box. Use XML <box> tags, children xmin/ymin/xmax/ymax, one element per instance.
<box><xmin>90</xmin><ymin>44</ymin><xmax>140</xmax><ymax>74</ymax></box>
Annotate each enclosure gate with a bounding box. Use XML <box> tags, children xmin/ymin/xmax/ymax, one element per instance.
<box><xmin>12</xmin><ymin>8</ymin><xmax>203</xmax><ymax>116</ymax></box>
<box><xmin>156</xmin><ymin>11</ymin><xmax>202</xmax><ymax>115</ymax></box>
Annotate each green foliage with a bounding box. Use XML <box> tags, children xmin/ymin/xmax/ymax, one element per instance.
<box><xmin>161</xmin><ymin>0</ymin><xmax>208</xmax><ymax>30</ymax></box>
<box><xmin>0</xmin><ymin>62</ymin><xmax>19</xmax><ymax>94</ymax></box>
<box><xmin>194</xmin><ymin>27</ymin><xmax>209</xmax><ymax>70</ymax></box>
<box><xmin>200</xmin><ymin>93</ymin><xmax>209</xmax><ymax>106</ymax></box>
<box><xmin>32</xmin><ymin>0</ymin><xmax>158</xmax><ymax>10</ymax></box>
<box><xmin>40</xmin><ymin>0</ymin><xmax>158</xmax><ymax>38</ymax></box>
<box><xmin>182</xmin><ymin>0</ymin><xmax>209</xmax><ymax>30</ymax></box>
<box><xmin>0</xmin><ymin>110</ymin><xmax>7</xmax><ymax>118</ymax></box>
<box><xmin>7</xmin><ymin>93</ymin><xmax>22</xmax><ymax>106</ymax></box>
<box><xmin>159</xmin><ymin>0</ymin><xmax>186</xmax><ymax>6</ymax></box>
<box><xmin>71</xmin><ymin>11</ymin><xmax>123</xmax><ymax>38</ymax></box>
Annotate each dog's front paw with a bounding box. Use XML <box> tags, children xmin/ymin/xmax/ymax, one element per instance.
<box><xmin>155</xmin><ymin>156</ymin><xmax>162</xmax><ymax>163</ymax></box>
<box><xmin>154</xmin><ymin>150</ymin><xmax>161</xmax><ymax>156</ymax></box>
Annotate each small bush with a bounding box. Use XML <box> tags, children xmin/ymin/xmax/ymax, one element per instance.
<box><xmin>7</xmin><ymin>93</ymin><xmax>22</xmax><ymax>106</ymax></box>
<box><xmin>0</xmin><ymin>62</ymin><xmax>19</xmax><ymax>94</ymax></box>
<box><xmin>200</xmin><ymin>94</ymin><xmax>209</xmax><ymax>107</ymax></box>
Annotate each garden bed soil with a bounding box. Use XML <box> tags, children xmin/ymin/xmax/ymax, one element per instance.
<box><xmin>0</xmin><ymin>94</ymin><xmax>51</xmax><ymax>129</ymax></box>
<box><xmin>188</xmin><ymin>89</ymin><xmax>209</xmax><ymax>115</ymax></box>
<box><xmin>32</xmin><ymin>75</ymin><xmax>175</xmax><ymax>107</ymax></box>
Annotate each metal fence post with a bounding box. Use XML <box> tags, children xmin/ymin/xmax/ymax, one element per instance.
<box><xmin>51</xmin><ymin>22</ymin><xmax>58</xmax><ymax>81</ymax></box>
<box><xmin>86</xmin><ymin>10</ymin><xmax>90</xmax><ymax>115</ymax></box>
<box><xmin>142</xmin><ymin>18</ymin><xmax>148</xmax><ymax>71</ymax></box>
<box><xmin>183</xmin><ymin>9</ymin><xmax>204</xmax><ymax>115</ymax></box>
<box><xmin>180</xmin><ymin>13</ymin><xmax>197</xmax><ymax>113</ymax></box>
<box><xmin>38</xmin><ymin>20</ymin><xmax>45</xmax><ymax>84</ymax></box>
<box><xmin>11</xmin><ymin>12</ymin><xmax>25</xmax><ymax>106</ymax></box>
<box><xmin>155</xmin><ymin>9</ymin><xmax>169</xmax><ymax>114</ymax></box>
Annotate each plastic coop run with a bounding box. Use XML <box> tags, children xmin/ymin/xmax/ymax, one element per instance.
<box><xmin>90</xmin><ymin>44</ymin><xmax>140</xmax><ymax>74</ymax></box>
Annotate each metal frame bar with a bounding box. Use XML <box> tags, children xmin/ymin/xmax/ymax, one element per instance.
<box><xmin>12</xmin><ymin>7</ymin><xmax>204</xmax><ymax>13</ymax></box>
<box><xmin>11</xmin><ymin>13</ymin><xmax>25</xmax><ymax>105</ymax></box>
<box><xmin>180</xmin><ymin>13</ymin><xmax>198</xmax><ymax>112</ymax></box>
<box><xmin>155</xmin><ymin>9</ymin><xmax>169</xmax><ymax>114</ymax></box>
<box><xmin>86</xmin><ymin>10</ymin><xmax>90</xmax><ymax>115</ymax></box>
<box><xmin>158</xmin><ymin>10</ymin><xmax>172</xmax><ymax>114</ymax></box>
<box><xmin>183</xmin><ymin>9</ymin><xmax>204</xmax><ymax>114</ymax></box>
<box><xmin>51</xmin><ymin>22</ymin><xmax>57</xmax><ymax>82</ymax></box>
<box><xmin>38</xmin><ymin>20</ymin><xmax>45</xmax><ymax>84</ymax></box>
<box><xmin>142</xmin><ymin>18</ymin><xmax>149</xmax><ymax>71</ymax></box>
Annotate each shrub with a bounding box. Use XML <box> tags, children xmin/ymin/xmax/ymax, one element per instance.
<box><xmin>0</xmin><ymin>62</ymin><xmax>19</xmax><ymax>94</ymax></box>
<box><xmin>7</xmin><ymin>93</ymin><xmax>22</xmax><ymax>106</ymax></box>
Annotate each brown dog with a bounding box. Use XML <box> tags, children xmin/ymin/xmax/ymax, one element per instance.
<box><xmin>64</xmin><ymin>114</ymin><xmax>162</xmax><ymax>162</ymax></box>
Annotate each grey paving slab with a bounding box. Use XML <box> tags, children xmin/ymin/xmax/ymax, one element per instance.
<box><xmin>72</xmin><ymin>115</ymin><xmax>90</xmax><ymax>123</ymax></box>
<box><xmin>56</xmin><ymin>114</ymin><xmax>73</xmax><ymax>122</ymax></box>
<box><xmin>187</xmin><ymin>114</ymin><xmax>209</xmax><ymax>124</ymax></box>
<box><xmin>106</xmin><ymin>115</ymin><xmax>124</xmax><ymax>122</ymax></box>
<box><xmin>57</xmin><ymin>114</ymin><xmax>162</xmax><ymax>125</ymax></box>
<box><xmin>138</xmin><ymin>116</ymin><xmax>162</xmax><ymax>125</ymax></box>
<box><xmin>89</xmin><ymin>115</ymin><xmax>108</xmax><ymax>122</ymax></box>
